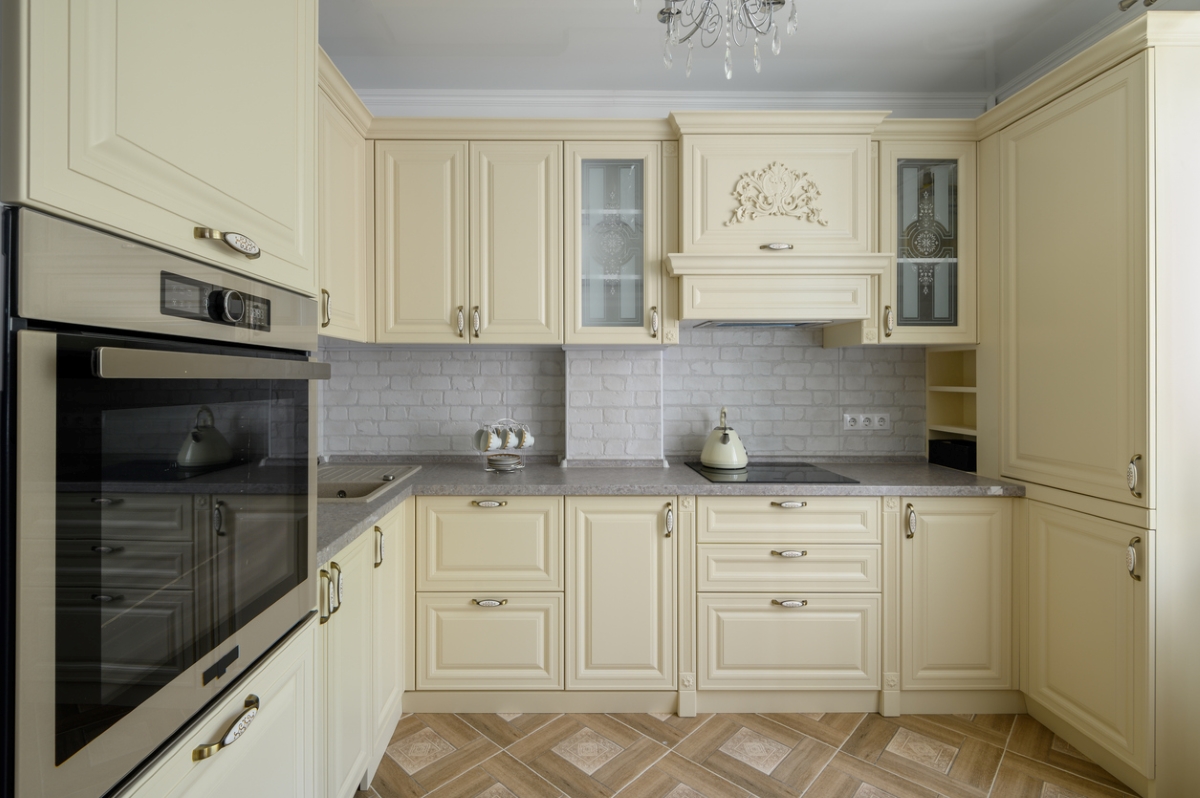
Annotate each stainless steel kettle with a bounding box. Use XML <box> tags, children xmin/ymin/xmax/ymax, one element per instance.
<box><xmin>700</xmin><ymin>407</ymin><xmax>749</xmax><ymax>470</ymax></box>
<box><xmin>177</xmin><ymin>406</ymin><xmax>233</xmax><ymax>468</ymax></box>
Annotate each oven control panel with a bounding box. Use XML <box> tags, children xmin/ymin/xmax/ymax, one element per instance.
<box><xmin>160</xmin><ymin>271</ymin><xmax>271</xmax><ymax>331</ymax></box>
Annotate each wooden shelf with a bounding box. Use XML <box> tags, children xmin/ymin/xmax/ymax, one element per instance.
<box><xmin>928</xmin><ymin>386</ymin><xmax>978</xmax><ymax>394</ymax></box>
<box><xmin>928</xmin><ymin>423</ymin><xmax>978</xmax><ymax>436</ymax></box>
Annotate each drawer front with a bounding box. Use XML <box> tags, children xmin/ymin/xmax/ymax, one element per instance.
<box><xmin>58</xmin><ymin>540</ymin><xmax>196</xmax><ymax>590</ymax></box>
<box><xmin>698</xmin><ymin>544</ymin><xmax>881</xmax><ymax>592</ymax></box>
<box><xmin>57</xmin><ymin>494</ymin><xmax>195</xmax><ymax>542</ymax></box>
<box><xmin>417</xmin><ymin>593</ymin><xmax>563</xmax><ymax>690</ymax></box>
<box><xmin>417</xmin><ymin>497</ymin><xmax>563</xmax><ymax>590</ymax></box>
<box><xmin>698</xmin><ymin>594</ymin><xmax>880</xmax><ymax>689</ymax></box>
<box><xmin>697</xmin><ymin>497</ymin><xmax>880</xmax><ymax>544</ymax></box>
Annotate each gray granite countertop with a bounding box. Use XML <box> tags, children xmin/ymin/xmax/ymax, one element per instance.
<box><xmin>316</xmin><ymin>460</ymin><xmax>1023</xmax><ymax>563</ymax></box>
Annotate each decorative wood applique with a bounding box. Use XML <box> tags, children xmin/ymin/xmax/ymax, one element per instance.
<box><xmin>725</xmin><ymin>162</ymin><xmax>829</xmax><ymax>227</ymax></box>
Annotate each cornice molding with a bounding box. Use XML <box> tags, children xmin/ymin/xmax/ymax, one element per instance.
<box><xmin>318</xmin><ymin>48</ymin><xmax>372</xmax><ymax>136</ymax></box>
<box><xmin>874</xmin><ymin>118</ymin><xmax>978</xmax><ymax>142</ymax></box>
<box><xmin>669</xmin><ymin>110</ymin><xmax>891</xmax><ymax>136</ymax></box>
<box><xmin>367</xmin><ymin>116</ymin><xmax>675</xmax><ymax>141</ymax></box>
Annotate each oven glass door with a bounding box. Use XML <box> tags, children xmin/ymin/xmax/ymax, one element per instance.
<box><xmin>52</xmin><ymin>331</ymin><xmax>310</xmax><ymax>766</ymax></box>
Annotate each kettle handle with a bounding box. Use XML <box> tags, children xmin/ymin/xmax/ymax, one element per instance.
<box><xmin>195</xmin><ymin>406</ymin><xmax>216</xmax><ymax>429</ymax></box>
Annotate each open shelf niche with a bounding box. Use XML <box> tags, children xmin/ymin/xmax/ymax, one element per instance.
<box><xmin>926</xmin><ymin>347</ymin><xmax>977</xmax><ymax>470</ymax></box>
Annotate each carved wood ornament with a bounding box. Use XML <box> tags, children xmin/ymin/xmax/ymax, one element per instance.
<box><xmin>725</xmin><ymin>162</ymin><xmax>829</xmax><ymax>227</ymax></box>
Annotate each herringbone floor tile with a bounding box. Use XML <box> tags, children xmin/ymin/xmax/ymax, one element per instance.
<box><xmin>360</xmin><ymin>711</ymin><xmax>1136</xmax><ymax>798</ymax></box>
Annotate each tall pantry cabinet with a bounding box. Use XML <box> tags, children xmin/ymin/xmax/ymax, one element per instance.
<box><xmin>978</xmin><ymin>14</ymin><xmax>1200</xmax><ymax>796</ymax></box>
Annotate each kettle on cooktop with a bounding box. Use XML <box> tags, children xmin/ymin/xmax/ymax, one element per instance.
<box><xmin>700</xmin><ymin>407</ymin><xmax>749</xmax><ymax>470</ymax></box>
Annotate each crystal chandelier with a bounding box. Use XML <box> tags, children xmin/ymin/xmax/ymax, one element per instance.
<box><xmin>635</xmin><ymin>0</ymin><xmax>799</xmax><ymax>79</ymax></box>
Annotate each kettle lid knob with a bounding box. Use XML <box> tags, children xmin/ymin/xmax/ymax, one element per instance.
<box><xmin>719</xmin><ymin>407</ymin><xmax>728</xmax><ymax>428</ymax></box>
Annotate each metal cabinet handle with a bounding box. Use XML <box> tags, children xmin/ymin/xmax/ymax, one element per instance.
<box><xmin>472</xmin><ymin>306</ymin><xmax>481</xmax><ymax>338</ymax></box>
<box><xmin>771</xmin><ymin>501</ymin><xmax>807</xmax><ymax>509</ymax></box>
<box><xmin>760</xmin><ymin>243</ymin><xmax>793</xmax><ymax>251</ymax></box>
<box><xmin>213</xmin><ymin>501</ymin><xmax>227</xmax><ymax>537</ymax></box>
<box><xmin>193</xmin><ymin>695</ymin><xmax>260</xmax><ymax>761</ymax></box>
<box><xmin>91</xmin><ymin>594</ymin><xmax>124</xmax><ymax>603</ymax></box>
<box><xmin>91</xmin><ymin>497</ymin><xmax>122</xmax><ymax>507</ymax></box>
<box><xmin>92</xmin><ymin>545</ymin><xmax>124</xmax><ymax>555</ymax></box>
<box><xmin>665</xmin><ymin>504</ymin><xmax>674</xmax><ymax>538</ymax></box>
<box><xmin>884</xmin><ymin>305</ymin><xmax>895</xmax><ymax>337</ymax></box>
<box><xmin>771</xmin><ymin>550</ymin><xmax>807</xmax><ymax>558</ymax></box>
<box><xmin>1127</xmin><ymin>455</ymin><xmax>1143</xmax><ymax>498</ymax></box>
<box><xmin>194</xmin><ymin>227</ymin><xmax>261</xmax><ymax>260</ymax></box>
<box><xmin>457</xmin><ymin>306</ymin><xmax>465</xmax><ymax>338</ymax></box>
<box><xmin>472</xmin><ymin>599</ymin><xmax>508</xmax><ymax>607</ymax></box>
<box><xmin>650</xmin><ymin>306</ymin><xmax>660</xmax><ymax>338</ymax></box>
<box><xmin>321</xmin><ymin>289</ymin><xmax>332</xmax><ymax>328</ymax></box>
<box><xmin>471</xmin><ymin>500</ymin><xmax>507</xmax><ymax>508</ymax></box>
<box><xmin>319</xmin><ymin>570</ymin><xmax>332</xmax><ymax>624</ymax></box>
<box><xmin>772</xmin><ymin>599</ymin><xmax>808</xmax><ymax>608</ymax></box>
<box><xmin>329</xmin><ymin>562</ymin><xmax>343</xmax><ymax>614</ymax></box>
<box><xmin>1127</xmin><ymin>536</ymin><xmax>1142</xmax><ymax>581</ymax></box>
<box><xmin>375</xmin><ymin>526</ymin><xmax>384</xmax><ymax>568</ymax></box>
<box><xmin>905</xmin><ymin>504</ymin><xmax>917</xmax><ymax>539</ymax></box>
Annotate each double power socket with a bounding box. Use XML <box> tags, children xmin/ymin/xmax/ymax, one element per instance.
<box><xmin>843</xmin><ymin>413</ymin><xmax>891</xmax><ymax>431</ymax></box>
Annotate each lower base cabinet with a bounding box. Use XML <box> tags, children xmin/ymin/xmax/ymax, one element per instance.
<box><xmin>118</xmin><ymin>618</ymin><xmax>317</xmax><ymax>798</ymax></box>
<box><xmin>1025</xmin><ymin>500</ymin><xmax>1152</xmax><ymax>777</ymax></box>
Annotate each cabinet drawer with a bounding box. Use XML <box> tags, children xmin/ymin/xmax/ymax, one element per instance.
<box><xmin>697</xmin><ymin>497</ymin><xmax>880</xmax><ymax>544</ymax></box>
<box><xmin>698</xmin><ymin>594</ymin><xmax>880</xmax><ymax>690</ymax></box>
<box><xmin>417</xmin><ymin>593</ymin><xmax>563</xmax><ymax>690</ymax></box>
<box><xmin>697</xmin><ymin>544</ymin><xmax>880</xmax><ymax>592</ymax></box>
<box><xmin>58</xmin><ymin>540</ymin><xmax>197</xmax><ymax>590</ymax></box>
<box><xmin>57</xmin><ymin>494</ymin><xmax>194</xmax><ymax>542</ymax></box>
<box><xmin>417</xmin><ymin>497</ymin><xmax>563</xmax><ymax>590</ymax></box>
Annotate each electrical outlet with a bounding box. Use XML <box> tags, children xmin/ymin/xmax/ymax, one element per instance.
<box><xmin>843</xmin><ymin>413</ymin><xmax>891</xmax><ymax>431</ymax></box>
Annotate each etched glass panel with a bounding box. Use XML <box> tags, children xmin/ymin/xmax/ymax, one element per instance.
<box><xmin>581</xmin><ymin>159</ymin><xmax>644</xmax><ymax>327</ymax></box>
<box><xmin>897</xmin><ymin>159</ymin><xmax>958</xmax><ymax>327</ymax></box>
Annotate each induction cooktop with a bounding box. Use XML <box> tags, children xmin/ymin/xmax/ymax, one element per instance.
<box><xmin>686</xmin><ymin>461</ymin><xmax>859</xmax><ymax>484</ymax></box>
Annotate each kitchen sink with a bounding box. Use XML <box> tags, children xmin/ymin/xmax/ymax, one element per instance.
<box><xmin>316</xmin><ymin>464</ymin><xmax>421</xmax><ymax>503</ymax></box>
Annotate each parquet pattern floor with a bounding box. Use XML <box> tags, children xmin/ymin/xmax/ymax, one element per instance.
<box><xmin>358</xmin><ymin>712</ymin><xmax>1136</xmax><ymax>798</ymax></box>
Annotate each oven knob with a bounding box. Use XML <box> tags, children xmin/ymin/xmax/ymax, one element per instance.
<box><xmin>220</xmin><ymin>290</ymin><xmax>246</xmax><ymax>324</ymax></box>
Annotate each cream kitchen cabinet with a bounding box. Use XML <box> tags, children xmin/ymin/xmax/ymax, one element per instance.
<box><xmin>565</xmin><ymin>497</ymin><xmax>676</xmax><ymax>689</ymax></box>
<box><xmin>901</xmin><ymin>498</ymin><xmax>1012</xmax><ymax>690</ymax></box>
<box><xmin>5</xmin><ymin>0</ymin><xmax>318</xmax><ymax>295</ymax></box>
<box><xmin>317</xmin><ymin>59</ymin><xmax>374</xmax><ymax>342</ymax></box>
<box><xmin>115</xmin><ymin>618</ymin><xmax>317</xmax><ymax>798</ymax></box>
<box><xmin>1025</xmin><ymin>501</ymin><xmax>1152</xmax><ymax>777</ymax></box>
<box><xmin>370</xmin><ymin>505</ymin><xmax>409</xmax><ymax>777</ymax></box>
<box><xmin>564</xmin><ymin>142</ymin><xmax>663</xmax><ymax>345</ymax></box>
<box><xmin>998</xmin><ymin>55</ymin><xmax>1150</xmax><ymax>507</ymax></box>
<box><xmin>321</xmin><ymin>528</ymin><xmax>374</xmax><ymax>798</ymax></box>
<box><xmin>697</xmin><ymin>496</ymin><xmax>881</xmax><ymax>544</ymax></box>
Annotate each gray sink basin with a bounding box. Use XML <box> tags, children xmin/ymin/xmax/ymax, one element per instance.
<box><xmin>317</xmin><ymin>464</ymin><xmax>421</xmax><ymax>503</ymax></box>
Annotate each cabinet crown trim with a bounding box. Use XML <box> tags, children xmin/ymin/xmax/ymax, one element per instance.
<box><xmin>670</xmin><ymin>110</ymin><xmax>890</xmax><ymax>136</ymax></box>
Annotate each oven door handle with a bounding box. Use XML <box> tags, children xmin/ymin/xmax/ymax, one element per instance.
<box><xmin>91</xmin><ymin>347</ymin><xmax>332</xmax><ymax>381</ymax></box>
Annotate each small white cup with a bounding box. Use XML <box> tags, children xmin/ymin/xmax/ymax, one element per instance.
<box><xmin>515</xmin><ymin>427</ymin><xmax>535</xmax><ymax>449</ymax></box>
<box><xmin>473</xmin><ymin>427</ymin><xmax>502</xmax><ymax>452</ymax></box>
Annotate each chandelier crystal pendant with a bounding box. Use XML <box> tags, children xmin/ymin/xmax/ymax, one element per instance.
<box><xmin>640</xmin><ymin>0</ymin><xmax>798</xmax><ymax>79</ymax></box>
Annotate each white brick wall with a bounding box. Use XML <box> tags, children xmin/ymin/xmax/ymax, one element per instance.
<box><xmin>318</xmin><ymin>342</ymin><xmax>565</xmax><ymax>456</ymax></box>
<box><xmin>564</xmin><ymin>349</ymin><xmax>664</xmax><ymax>463</ymax></box>
<box><xmin>663</xmin><ymin>326</ymin><xmax>926</xmax><ymax>457</ymax></box>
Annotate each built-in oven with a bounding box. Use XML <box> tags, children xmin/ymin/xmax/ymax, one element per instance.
<box><xmin>2</xmin><ymin>209</ymin><xmax>328</xmax><ymax>798</ymax></box>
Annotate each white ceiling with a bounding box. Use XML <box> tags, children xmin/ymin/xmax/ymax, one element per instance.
<box><xmin>319</xmin><ymin>0</ymin><xmax>1200</xmax><ymax>117</ymax></box>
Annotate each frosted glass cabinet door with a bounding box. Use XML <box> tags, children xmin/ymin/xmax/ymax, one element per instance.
<box><xmin>565</xmin><ymin>143</ymin><xmax>662</xmax><ymax>345</ymax></box>
<box><xmin>879</xmin><ymin>141</ymin><xmax>977</xmax><ymax>345</ymax></box>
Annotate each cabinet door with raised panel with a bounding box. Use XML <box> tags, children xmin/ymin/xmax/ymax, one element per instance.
<box><xmin>370</xmin><ymin>501</ymin><xmax>409</xmax><ymax>770</ymax></box>
<box><xmin>565</xmin><ymin>142</ymin><xmax>662</xmax><ymax>345</ymax></box>
<box><xmin>317</xmin><ymin>90</ymin><xmax>373</xmax><ymax>342</ymax></box>
<box><xmin>901</xmin><ymin>498</ymin><xmax>1012</xmax><ymax>689</ymax></box>
<box><xmin>375</xmin><ymin>141</ymin><xmax>469</xmax><ymax>344</ymax></box>
<box><xmin>1026</xmin><ymin>501</ymin><xmax>1152</xmax><ymax>777</ymax></box>
<box><xmin>566</xmin><ymin>497</ymin><xmax>675</xmax><ymax>689</ymax></box>
<box><xmin>470</xmin><ymin>141</ymin><xmax>563</xmax><ymax>344</ymax></box>
<box><xmin>999</xmin><ymin>55</ymin><xmax>1150</xmax><ymax>506</ymax></box>
<box><xmin>322</xmin><ymin>532</ymin><xmax>374</xmax><ymax>798</ymax></box>
<box><xmin>18</xmin><ymin>0</ymin><xmax>317</xmax><ymax>294</ymax></box>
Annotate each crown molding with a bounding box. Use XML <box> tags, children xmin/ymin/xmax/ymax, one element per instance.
<box><xmin>874</xmin><ymin>118</ymin><xmax>979</xmax><ymax>141</ymax></box>
<box><xmin>669</xmin><ymin>110</ymin><xmax>891</xmax><ymax>136</ymax></box>
<box><xmin>318</xmin><ymin>48</ymin><xmax>372</xmax><ymax>136</ymax></box>
<box><xmin>356</xmin><ymin>89</ymin><xmax>990</xmax><ymax>122</ymax></box>
<box><xmin>367</xmin><ymin>117</ymin><xmax>675</xmax><ymax>141</ymax></box>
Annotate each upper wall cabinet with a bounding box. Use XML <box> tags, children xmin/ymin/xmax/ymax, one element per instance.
<box><xmin>565</xmin><ymin>142</ymin><xmax>662</xmax><ymax>345</ymax></box>
<box><xmin>5</xmin><ymin>0</ymin><xmax>318</xmax><ymax>296</ymax></box>
<box><xmin>676</xmin><ymin>128</ymin><xmax>875</xmax><ymax>255</ymax></box>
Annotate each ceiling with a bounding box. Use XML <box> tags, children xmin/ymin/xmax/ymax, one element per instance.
<box><xmin>319</xmin><ymin>0</ymin><xmax>1200</xmax><ymax>117</ymax></box>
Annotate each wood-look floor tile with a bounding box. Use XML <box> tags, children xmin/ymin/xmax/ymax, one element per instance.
<box><xmin>372</xmin><ymin>752</ymin><xmax>431</xmax><ymax>798</ymax></box>
<box><xmin>802</xmin><ymin>752</ymin><xmax>941</xmax><ymax>798</ymax></box>
<box><xmin>608</xmin><ymin>713</ymin><xmax>714</xmax><ymax>747</ymax></box>
<box><xmin>840</xmin><ymin>714</ymin><xmax>902</xmax><ymax>763</ymax></box>
<box><xmin>916</xmin><ymin>714</ymin><xmax>1016</xmax><ymax>748</ymax></box>
<box><xmin>411</xmin><ymin>738</ymin><xmax>503</xmax><ymax>793</ymax></box>
<box><xmin>457</xmin><ymin>714</ymin><xmax>560</xmax><ymax>748</ymax></box>
<box><xmin>618</xmin><ymin>752</ymin><xmax>753</xmax><ymax>798</ymax></box>
<box><xmin>423</xmin><ymin>752</ymin><xmax>566</xmax><ymax>798</ymax></box>
<box><xmin>420</xmin><ymin>714</ymin><xmax>490</xmax><ymax>747</ymax></box>
<box><xmin>1005</xmin><ymin>715</ymin><xmax>1134</xmax><ymax>793</ymax></box>
<box><xmin>756</xmin><ymin>713</ymin><xmax>866</xmax><ymax>749</ymax></box>
<box><xmin>993</xmin><ymin>753</ymin><xmax>1138</xmax><ymax>798</ymax></box>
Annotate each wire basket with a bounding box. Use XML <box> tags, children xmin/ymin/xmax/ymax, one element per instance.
<box><xmin>473</xmin><ymin>418</ymin><xmax>534</xmax><ymax>472</ymax></box>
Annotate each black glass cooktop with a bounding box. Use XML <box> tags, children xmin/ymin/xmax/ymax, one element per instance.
<box><xmin>686</xmin><ymin>461</ymin><xmax>859</xmax><ymax>484</ymax></box>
